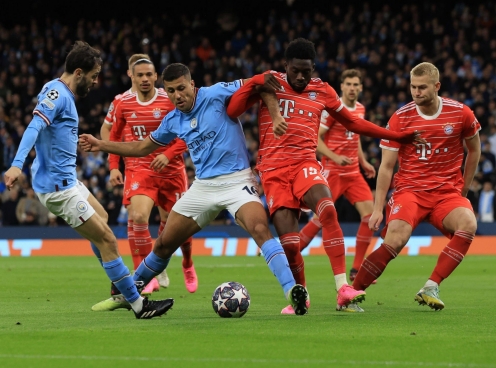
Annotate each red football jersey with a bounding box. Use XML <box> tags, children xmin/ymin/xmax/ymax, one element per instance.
<box><xmin>256</xmin><ymin>71</ymin><xmax>343</xmax><ymax>172</ymax></box>
<box><xmin>320</xmin><ymin>100</ymin><xmax>366</xmax><ymax>176</ymax></box>
<box><xmin>110</xmin><ymin>88</ymin><xmax>186</xmax><ymax>177</ymax></box>
<box><xmin>380</xmin><ymin>97</ymin><xmax>481</xmax><ymax>192</ymax></box>
<box><xmin>106</xmin><ymin>90</ymin><xmax>134</xmax><ymax>168</ymax></box>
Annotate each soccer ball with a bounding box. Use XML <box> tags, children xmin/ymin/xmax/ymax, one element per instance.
<box><xmin>211</xmin><ymin>281</ymin><xmax>250</xmax><ymax>318</ymax></box>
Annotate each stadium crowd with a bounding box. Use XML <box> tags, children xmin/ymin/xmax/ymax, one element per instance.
<box><xmin>0</xmin><ymin>1</ymin><xmax>495</xmax><ymax>226</ymax></box>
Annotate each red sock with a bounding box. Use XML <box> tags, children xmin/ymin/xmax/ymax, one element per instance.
<box><xmin>352</xmin><ymin>243</ymin><xmax>397</xmax><ymax>291</ymax></box>
<box><xmin>158</xmin><ymin>221</ymin><xmax>166</xmax><ymax>237</ymax></box>
<box><xmin>352</xmin><ymin>214</ymin><xmax>373</xmax><ymax>270</ymax></box>
<box><xmin>127</xmin><ymin>219</ymin><xmax>140</xmax><ymax>270</ymax></box>
<box><xmin>181</xmin><ymin>237</ymin><xmax>193</xmax><ymax>268</ymax></box>
<box><xmin>316</xmin><ymin>198</ymin><xmax>346</xmax><ymax>275</ymax></box>
<box><xmin>429</xmin><ymin>230</ymin><xmax>473</xmax><ymax>284</ymax></box>
<box><xmin>133</xmin><ymin>223</ymin><xmax>153</xmax><ymax>264</ymax></box>
<box><xmin>299</xmin><ymin>217</ymin><xmax>322</xmax><ymax>251</ymax></box>
<box><xmin>279</xmin><ymin>232</ymin><xmax>306</xmax><ymax>286</ymax></box>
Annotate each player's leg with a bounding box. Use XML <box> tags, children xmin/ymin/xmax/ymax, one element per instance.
<box><xmin>156</xmin><ymin>209</ymin><xmax>171</xmax><ymax>288</ymax></box>
<box><xmin>416</xmin><ymin>196</ymin><xmax>476</xmax><ymax>310</ymax></box>
<box><xmin>235</xmin><ymin>202</ymin><xmax>308</xmax><ymax>315</ymax></box>
<box><xmin>352</xmin><ymin>193</ymin><xmax>420</xmax><ymax>292</ymax></box>
<box><xmin>351</xmin><ymin>199</ymin><xmax>374</xmax><ymax>279</ymax></box>
<box><xmin>132</xmin><ymin>180</ymin><xmax>216</xmax><ymax>288</ymax></box>
<box><xmin>299</xmin><ymin>170</ymin><xmax>338</xmax><ymax>252</ymax></box>
<box><xmin>38</xmin><ymin>184</ymin><xmax>172</xmax><ymax>318</ymax></box>
<box><xmin>302</xmin><ymin>182</ymin><xmax>366</xmax><ymax>307</ymax></box>
<box><xmin>257</xmin><ymin>167</ymin><xmax>309</xmax><ymax>314</ymax></box>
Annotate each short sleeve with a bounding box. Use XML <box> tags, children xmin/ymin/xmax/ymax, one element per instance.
<box><xmin>104</xmin><ymin>100</ymin><xmax>117</xmax><ymax>125</ymax></box>
<box><xmin>208</xmin><ymin>80</ymin><xmax>244</xmax><ymax>104</ymax></box>
<box><xmin>320</xmin><ymin>110</ymin><xmax>336</xmax><ymax>130</ymax></box>
<box><xmin>150</xmin><ymin>115</ymin><xmax>178</xmax><ymax>147</ymax></box>
<box><xmin>324</xmin><ymin>84</ymin><xmax>344</xmax><ymax>113</ymax></box>
<box><xmin>461</xmin><ymin>105</ymin><xmax>481</xmax><ymax>139</ymax></box>
<box><xmin>33</xmin><ymin>87</ymin><xmax>65</xmax><ymax>126</ymax></box>
<box><xmin>379</xmin><ymin>114</ymin><xmax>401</xmax><ymax>151</ymax></box>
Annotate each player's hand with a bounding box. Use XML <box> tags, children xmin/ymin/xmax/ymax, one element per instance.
<box><xmin>397</xmin><ymin>130</ymin><xmax>426</xmax><ymax>144</ymax></box>
<box><xmin>263</xmin><ymin>74</ymin><xmax>282</xmax><ymax>92</ymax></box>
<box><xmin>78</xmin><ymin>134</ymin><xmax>101</xmax><ymax>152</ymax></box>
<box><xmin>273</xmin><ymin>116</ymin><xmax>288</xmax><ymax>139</ymax></box>
<box><xmin>150</xmin><ymin>154</ymin><xmax>170</xmax><ymax>172</ymax></box>
<box><xmin>461</xmin><ymin>186</ymin><xmax>470</xmax><ymax>197</ymax></box>
<box><xmin>361</xmin><ymin>161</ymin><xmax>376</xmax><ymax>178</ymax></box>
<box><xmin>4</xmin><ymin>166</ymin><xmax>22</xmax><ymax>191</ymax></box>
<box><xmin>109</xmin><ymin>169</ymin><xmax>124</xmax><ymax>186</ymax></box>
<box><xmin>333</xmin><ymin>155</ymin><xmax>353</xmax><ymax>166</ymax></box>
<box><xmin>368</xmin><ymin>210</ymin><xmax>383</xmax><ymax>231</ymax></box>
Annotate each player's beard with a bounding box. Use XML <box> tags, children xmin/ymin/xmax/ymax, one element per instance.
<box><xmin>75</xmin><ymin>79</ymin><xmax>91</xmax><ymax>97</ymax></box>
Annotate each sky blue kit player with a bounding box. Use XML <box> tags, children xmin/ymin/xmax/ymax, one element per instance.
<box><xmin>149</xmin><ymin>80</ymin><xmax>250</xmax><ymax>179</ymax></box>
<box><xmin>4</xmin><ymin>41</ymin><xmax>174</xmax><ymax>319</ymax></box>
<box><xmin>79</xmin><ymin>63</ymin><xmax>310</xmax><ymax>315</ymax></box>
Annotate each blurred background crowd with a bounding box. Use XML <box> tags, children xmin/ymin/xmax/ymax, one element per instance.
<box><xmin>0</xmin><ymin>0</ymin><xmax>495</xmax><ymax>227</ymax></box>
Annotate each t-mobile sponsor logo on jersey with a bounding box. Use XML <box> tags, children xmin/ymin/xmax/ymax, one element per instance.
<box><xmin>133</xmin><ymin>125</ymin><xmax>147</xmax><ymax>140</ymax></box>
<box><xmin>188</xmin><ymin>131</ymin><xmax>217</xmax><ymax>155</ymax></box>
<box><xmin>279</xmin><ymin>99</ymin><xmax>313</xmax><ymax>118</ymax></box>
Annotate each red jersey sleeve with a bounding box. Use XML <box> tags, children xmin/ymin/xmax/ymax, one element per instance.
<box><xmin>163</xmin><ymin>138</ymin><xmax>188</xmax><ymax>161</ymax></box>
<box><xmin>108</xmin><ymin>103</ymin><xmax>126</xmax><ymax>171</ymax></box>
<box><xmin>319</xmin><ymin>110</ymin><xmax>336</xmax><ymax>130</ymax></box>
<box><xmin>461</xmin><ymin>105</ymin><xmax>481</xmax><ymax>139</ymax></box>
<box><xmin>379</xmin><ymin>114</ymin><xmax>401</xmax><ymax>151</ymax></box>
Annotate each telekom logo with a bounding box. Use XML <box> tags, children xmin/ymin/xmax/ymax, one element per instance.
<box><xmin>133</xmin><ymin>125</ymin><xmax>147</xmax><ymax>140</ymax></box>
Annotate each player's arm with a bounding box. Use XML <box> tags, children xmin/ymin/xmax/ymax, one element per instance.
<box><xmin>316</xmin><ymin>126</ymin><xmax>352</xmax><ymax>166</ymax></box>
<box><xmin>4</xmin><ymin>117</ymin><xmax>45</xmax><ymax>190</ymax></box>
<box><xmin>369</xmin><ymin>148</ymin><xmax>398</xmax><ymax>231</ymax></box>
<box><xmin>150</xmin><ymin>138</ymin><xmax>188</xmax><ymax>172</ymax></box>
<box><xmin>226</xmin><ymin>73</ymin><xmax>281</xmax><ymax>118</ymax></box>
<box><xmin>461</xmin><ymin>133</ymin><xmax>481</xmax><ymax>197</ymax></box>
<box><xmin>107</xmin><ymin>105</ymin><xmax>127</xmax><ymax>186</ymax></box>
<box><xmin>325</xmin><ymin>105</ymin><xmax>424</xmax><ymax>144</ymax></box>
<box><xmin>358</xmin><ymin>139</ymin><xmax>376</xmax><ymax>178</ymax></box>
<box><xmin>100</xmin><ymin>121</ymin><xmax>112</xmax><ymax>141</ymax></box>
<box><xmin>79</xmin><ymin>135</ymin><xmax>159</xmax><ymax>157</ymax></box>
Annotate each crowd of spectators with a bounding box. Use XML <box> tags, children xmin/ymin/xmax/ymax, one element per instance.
<box><xmin>0</xmin><ymin>0</ymin><xmax>495</xmax><ymax>227</ymax></box>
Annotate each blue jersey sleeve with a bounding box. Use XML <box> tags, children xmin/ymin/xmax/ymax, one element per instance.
<box><xmin>11</xmin><ymin>116</ymin><xmax>46</xmax><ymax>169</ymax></box>
<box><xmin>33</xmin><ymin>86</ymin><xmax>66</xmax><ymax>126</ymax></box>
<box><xmin>207</xmin><ymin>80</ymin><xmax>243</xmax><ymax>105</ymax></box>
<box><xmin>150</xmin><ymin>115</ymin><xmax>177</xmax><ymax>146</ymax></box>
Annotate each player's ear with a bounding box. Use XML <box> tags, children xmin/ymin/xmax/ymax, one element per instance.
<box><xmin>190</xmin><ymin>79</ymin><xmax>195</xmax><ymax>88</ymax></box>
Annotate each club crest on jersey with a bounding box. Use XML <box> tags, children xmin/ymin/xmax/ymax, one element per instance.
<box><xmin>308</xmin><ymin>92</ymin><xmax>317</xmax><ymax>100</ymax></box>
<box><xmin>391</xmin><ymin>204</ymin><xmax>402</xmax><ymax>215</ymax></box>
<box><xmin>153</xmin><ymin>108</ymin><xmax>162</xmax><ymax>118</ymax></box>
<box><xmin>190</xmin><ymin>118</ymin><xmax>198</xmax><ymax>129</ymax></box>
<box><xmin>47</xmin><ymin>89</ymin><xmax>59</xmax><ymax>100</ymax></box>
<box><xmin>76</xmin><ymin>201</ymin><xmax>88</xmax><ymax>213</ymax></box>
<box><xmin>443</xmin><ymin>123</ymin><xmax>454</xmax><ymax>135</ymax></box>
<box><xmin>131</xmin><ymin>182</ymin><xmax>140</xmax><ymax>190</ymax></box>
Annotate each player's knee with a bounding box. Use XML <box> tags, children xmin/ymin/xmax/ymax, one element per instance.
<box><xmin>132</xmin><ymin>211</ymin><xmax>148</xmax><ymax>224</ymax></box>
<box><xmin>385</xmin><ymin>221</ymin><xmax>411</xmax><ymax>248</ymax></box>
<box><xmin>456</xmin><ymin>213</ymin><xmax>477</xmax><ymax>234</ymax></box>
<box><xmin>317</xmin><ymin>199</ymin><xmax>338</xmax><ymax>225</ymax></box>
<box><xmin>251</xmin><ymin>221</ymin><xmax>270</xmax><ymax>237</ymax></box>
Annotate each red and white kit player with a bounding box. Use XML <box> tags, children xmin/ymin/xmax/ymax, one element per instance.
<box><xmin>352</xmin><ymin>62</ymin><xmax>481</xmax><ymax>311</ymax></box>
<box><xmin>299</xmin><ymin>69</ymin><xmax>376</xmax><ymax>292</ymax></box>
<box><xmin>227</xmin><ymin>38</ymin><xmax>423</xmax><ymax>314</ymax></box>
<box><xmin>92</xmin><ymin>58</ymin><xmax>197</xmax><ymax>312</ymax></box>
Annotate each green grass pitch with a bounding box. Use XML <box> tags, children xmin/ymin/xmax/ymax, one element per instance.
<box><xmin>1</xmin><ymin>255</ymin><xmax>495</xmax><ymax>368</ymax></box>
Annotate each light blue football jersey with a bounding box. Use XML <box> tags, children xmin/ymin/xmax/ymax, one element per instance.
<box><xmin>12</xmin><ymin>79</ymin><xmax>79</xmax><ymax>193</ymax></box>
<box><xmin>150</xmin><ymin>81</ymin><xmax>251</xmax><ymax>179</ymax></box>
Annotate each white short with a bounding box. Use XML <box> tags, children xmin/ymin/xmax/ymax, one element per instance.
<box><xmin>172</xmin><ymin>168</ymin><xmax>262</xmax><ymax>228</ymax></box>
<box><xmin>36</xmin><ymin>181</ymin><xmax>95</xmax><ymax>228</ymax></box>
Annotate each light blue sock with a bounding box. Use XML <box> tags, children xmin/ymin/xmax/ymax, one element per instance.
<box><xmin>90</xmin><ymin>243</ymin><xmax>103</xmax><ymax>266</ymax></box>
<box><xmin>133</xmin><ymin>251</ymin><xmax>171</xmax><ymax>284</ymax></box>
<box><xmin>103</xmin><ymin>257</ymin><xmax>140</xmax><ymax>303</ymax></box>
<box><xmin>261</xmin><ymin>239</ymin><xmax>296</xmax><ymax>296</ymax></box>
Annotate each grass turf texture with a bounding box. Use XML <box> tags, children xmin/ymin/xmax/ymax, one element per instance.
<box><xmin>1</xmin><ymin>255</ymin><xmax>495</xmax><ymax>368</ymax></box>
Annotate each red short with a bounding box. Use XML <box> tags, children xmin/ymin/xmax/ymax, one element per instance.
<box><xmin>384</xmin><ymin>188</ymin><xmax>473</xmax><ymax>239</ymax></box>
<box><xmin>259</xmin><ymin>160</ymin><xmax>328</xmax><ymax>216</ymax></box>
<box><xmin>324</xmin><ymin>171</ymin><xmax>373</xmax><ymax>205</ymax></box>
<box><xmin>124</xmin><ymin>170</ymin><xmax>188</xmax><ymax>212</ymax></box>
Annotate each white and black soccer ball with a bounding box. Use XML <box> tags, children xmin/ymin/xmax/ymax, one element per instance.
<box><xmin>212</xmin><ymin>281</ymin><xmax>250</xmax><ymax>318</ymax></box>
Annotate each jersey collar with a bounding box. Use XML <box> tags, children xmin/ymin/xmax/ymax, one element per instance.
<box><xmin>57</xmin><ymin>78</ymin><xmax>75</xmax><ymax>98</ymax></box>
